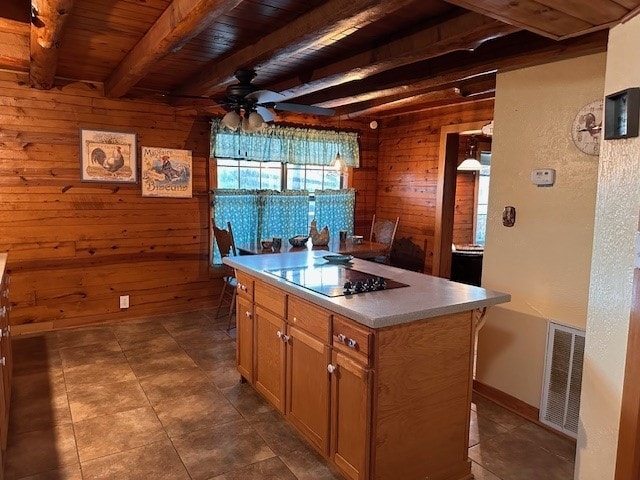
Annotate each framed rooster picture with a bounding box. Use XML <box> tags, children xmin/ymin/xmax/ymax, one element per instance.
<box><xmin>80</xmin><ymin>129</ymin><xmax>137</xmax><ymax>183</ymax></box>
<box><xmin>140</xmin><ymin>146</ymin><xmax>192</xmax><ymax>198</ymax></box>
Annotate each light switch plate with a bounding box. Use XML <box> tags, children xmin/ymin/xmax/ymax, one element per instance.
<box><xmin>531</xmin><ymin>169</ymin><xmax>555</xmax><ymax>187</ymax></box>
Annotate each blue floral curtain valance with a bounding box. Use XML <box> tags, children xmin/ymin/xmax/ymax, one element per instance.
<box><xmin>210</xmin><ymin>119</ymin><xmax>360</xmax><ymax>168</ymax></box>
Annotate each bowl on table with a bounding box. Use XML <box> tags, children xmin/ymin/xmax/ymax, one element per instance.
<box><xmin>260</xmin><ymin>239</ymin><xmax>274</xmax><ymax>250</ymax></box>
<box><xmin>288</xmin><ymin>235</ymin><xmax>309</xmax><ymax>248</ymax></box>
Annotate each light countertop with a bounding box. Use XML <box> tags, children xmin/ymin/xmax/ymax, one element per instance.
<box><xmin>224</xmin><ymin>251</ymin><xmax>510</xmax><ymax>329</ymax></box>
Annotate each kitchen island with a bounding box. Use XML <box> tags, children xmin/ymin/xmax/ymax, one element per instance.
<box><xmin>224</xmin><ymin>251</ymin><xmax>510</xmax><ymax>480</ymax></box>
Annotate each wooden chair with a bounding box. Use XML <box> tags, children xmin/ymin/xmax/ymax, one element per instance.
<box><xmin>369</xmin><ymin>214</ymin><xmax>400</xmax><ymax>264</ymax></box>
<box><xmin>213</xmin><ymin>222</ymin><xmax>238</xmax><ymax>330</ymax></box>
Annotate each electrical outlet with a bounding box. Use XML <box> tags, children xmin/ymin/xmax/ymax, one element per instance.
<box><xmin>119</xmin><ymin>295</ymin><xmax>130</xmax><ymax>309</ymax></box>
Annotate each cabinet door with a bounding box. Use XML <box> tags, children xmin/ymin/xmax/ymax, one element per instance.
<box><xmin>236</xmin><ymin>295</ymin><xmax>254</xmax><ymax>382</ymax></box>
<box><xmin>330</xmin><ymin>351</ymin><xmax>372</xmax><ymax>480</ymax></box>
<box><xmin>286</xmin><ymin>325</ymin><xmax>330</xmax><ymax>453</ymax></box>
<box><xmin>254</xmin><ymin>306</ymin><xmax>286</xmax><ymax>412</ymax></box>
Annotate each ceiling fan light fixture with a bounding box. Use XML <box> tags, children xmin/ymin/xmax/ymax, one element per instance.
<box><xmin>247</xmin><ymin>111</ymin><xmax>265</xmax><ymax>131</ymax></box>
<box><xmin>221</xmin><ymin>110</ymin><xmax>241</xmax><ymax>131</ymax></box>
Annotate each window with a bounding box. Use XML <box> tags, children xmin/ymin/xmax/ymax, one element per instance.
<box><xmin>217</xmin><ymin>159</ymin><xmax>344</xmax><ymax>191</ymax></box>
<box><xmin>210</xmin><ymin>122</ymin><xmax>358</xmax><ymax>265</ymax></box>
<box><xmin>474</xmin><ymin>152</ymin><xmax>491</xmax><ymax>245</ymax></box>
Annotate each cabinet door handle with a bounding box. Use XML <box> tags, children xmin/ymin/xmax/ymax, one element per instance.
<box><xmin>245</xmin><ymin>311</ymin><xmax>252</xmax><ymax>318</ymax></box>
<box><xmin>276</xmin><ymin>330</ymin><xmax>283</xmax><ymax>339</ymax></box>
<box><xmin>0</xmin><ymin>357</ymin><xmax>5</xmax><ymax>367</ymax></box>
<box><xmin>1</xmin><ymin>327</ymin><xmax>8</xmax><ymax>338</ymax></box>
<box><xmin>327</xmin><ymin>364</ymin><xmax>337</xmax><ymax>374</ymax></box>
<box><xmin>0</xmin><ymin>306</ymin><xmax>5</xmax><ymax>318</ymax></box>
<box><xmin>282</xmin><ymin>334</ymin><xmax>291</xmax><ymax>343</ymax></box>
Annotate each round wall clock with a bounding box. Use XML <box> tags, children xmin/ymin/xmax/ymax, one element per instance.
<box><xmin>571</xmin><ymin>100</ymin><xmax>603</xmax><ymax>156</ymax></box>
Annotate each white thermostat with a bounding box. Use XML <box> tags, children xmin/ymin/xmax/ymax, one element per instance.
<box><xmin>531</xmin><ymin>169</ymin><xmax>556</xmax><ymax>187</ymax></box>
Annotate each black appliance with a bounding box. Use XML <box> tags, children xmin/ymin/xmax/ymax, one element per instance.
<box><xmin>265</xmin><ymin>264</ymin><xmax>409</xmax><ymax>297</ymax></box>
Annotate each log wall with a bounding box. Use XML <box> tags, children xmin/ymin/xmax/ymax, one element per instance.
<box><xmin>377</xmin><ymin>99</ymin><xmax>494</xmax><ymax>273</ymax></box>
<box><xmin>0</xmin><ymin>72</ymin><xmax>377</xmax><ymax>333</ymax></box>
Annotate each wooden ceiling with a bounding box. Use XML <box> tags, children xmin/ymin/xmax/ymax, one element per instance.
<box><xmin>0</xmin><ymin>0</ymin><xmax>636</xmax><ymax>120</ymax></box>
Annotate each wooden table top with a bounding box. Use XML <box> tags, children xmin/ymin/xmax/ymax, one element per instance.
<box><xmin>236</xmin><ymin>237</ymin><xmax>389</xmax><ymax>259</ymax></box>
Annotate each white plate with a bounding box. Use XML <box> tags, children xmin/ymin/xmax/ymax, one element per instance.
<box><xmin>323</xmin><ymin>254</ymin><xmax>353</xmax><ymax>263</ymax></box>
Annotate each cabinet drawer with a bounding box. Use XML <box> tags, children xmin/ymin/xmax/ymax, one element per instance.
<box><xmin>288</xmin><ymin>296</ymin><xmax>331</xmax><ymax>342</ymax></box>
<box><xmin>332</xmin><ymin>315</ymin><xmax>374</xmax><ymax>366</ymax></box>
<box><xmin>235</xmin><ymin>271</ymin><xmax>254</xmax><ymax>300</ymax></box>
<box><xmin>255</xmin><ymin>281</ymin><xmax>286</xmax><ymax>317</ymax></box>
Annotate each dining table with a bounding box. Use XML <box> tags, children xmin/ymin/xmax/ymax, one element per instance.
<box><xmin>236</xmin><ymin>237</ymin><xmax>389</xmax><ymax>259</ymax></box>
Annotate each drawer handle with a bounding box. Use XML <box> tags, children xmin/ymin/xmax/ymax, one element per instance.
<box><xmin>237</xmin><ymin>283</ymin><xmax>248</xmax><ymax>292</ymax></box>
<box><xmin>0</xmin><ymin>327</ymin><xmax>8</xmax><ymax>338</ymax></box>
<box><xmin>327</xmin><ymin>364</ymin><xmax>337</xmax><ymax>374</ymax></box>
<box><xmin>337</xmin><ymin>333</ymin><xmax>358</xmax><ymax>349</ymax></box>
<box><xmin>0</xmin><ymin>306</ymin><xmax>5</xmax><ymax>318</ymax></box>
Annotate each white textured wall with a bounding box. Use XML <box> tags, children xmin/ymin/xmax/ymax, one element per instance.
<box><xmin>478</xmin><ymin>53</ymin><xmax>606</xmax><ymax>408</ymax></box>
<box><xmin>576</xmin><ymin>16</ymin><xmax>640</xmax><ymax>479</ymax></box>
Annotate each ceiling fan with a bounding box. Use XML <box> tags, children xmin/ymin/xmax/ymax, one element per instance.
<box><xmin>180</xmin><ymin>69</ymin><xmax>335</xmax><ymax>132</ymax></box>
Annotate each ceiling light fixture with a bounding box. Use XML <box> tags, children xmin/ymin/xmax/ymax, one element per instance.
<box><xmin>331</xmin><ymin>115</ymin><xmax>343</xmax><ymax>170</ymax></box>
<box><xmin>457</xmin><ymin>135</ymin><xmax>482</xmax><ymax>171</ymax></box>
<box><xmin>221</xmin><ymin>109</ymin><xmax>265</xmax><ymax>133</ymax></box>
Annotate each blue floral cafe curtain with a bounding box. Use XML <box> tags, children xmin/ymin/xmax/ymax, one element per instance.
<box><xmin>211</xmin><ymin>189</ymin><xmax>260</xmax><ymax>264</ymax></box>
<box><xmin>210</xmin><ymin>119</ymin><xmax>360</xmax><ymax>167</ymax></box>
<box><xmin>260</xmin><ymin>190</ymin><xmax>310</xmax><ymax>242</ymax></box>
<box><xmin>313</xmin><ymin>189</ymin><xmax>356</xmax><ymax>239</ymax></box>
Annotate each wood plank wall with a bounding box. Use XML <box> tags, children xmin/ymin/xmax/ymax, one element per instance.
<box><xmin>377</xmin><ymin>99</ymin><xmax>494</xmax><ymax>273</ymax></box>
<box><xmin>0</xmin><ymin>72</ymin><xmax>377</xmax><ymax>334</ymax></box>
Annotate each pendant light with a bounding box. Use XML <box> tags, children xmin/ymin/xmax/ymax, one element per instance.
<box><xmin>457</xmin><ymin>135</ymin><xmax>482</xmax><ymax>171</ymax></box>
<box><xmin>331</xmin><ymin>115</ymin><xmax>343</xmax><ymax>169</ymax></box>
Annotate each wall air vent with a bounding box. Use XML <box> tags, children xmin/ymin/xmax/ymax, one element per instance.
<box><xmin>540</xmin><ymin>322</ymin><xmax>586</xmax><ymax>438</ymax></box>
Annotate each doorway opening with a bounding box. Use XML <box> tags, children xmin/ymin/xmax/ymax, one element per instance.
<box><xmin>433</xmin><ymin>121</ymin><xmax>493</xmax><ymax>285</ymax></box>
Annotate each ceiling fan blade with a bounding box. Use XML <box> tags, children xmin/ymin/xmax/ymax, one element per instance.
<box><xmin>256</xmin><ymin>106</ymin><xmax>276</xmax><ymax>122</ymax></box>
<box><xmin>269</xmin><ymin>102</ymin><xmax>335</xmax><ymax>116</ymax></box>
<box><xmin>245</xmin><ymin>90</ymin><xmax>284</xmax><ymax>104</ymax></box>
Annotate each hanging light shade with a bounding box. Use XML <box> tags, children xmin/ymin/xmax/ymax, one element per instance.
<box><xmin>331</xmin><ymin>151</ymin><xmax>343</xmax><ymax>169</ymax></box>
<box><xmin>221</xmin><ymin>110</ymin><xmax>241</xmax><ymax>131</ymax></box>
<box><xmin>458</xmin><ymin>135</ymin><xmax>482</xmax><ymax>171</ymax></box>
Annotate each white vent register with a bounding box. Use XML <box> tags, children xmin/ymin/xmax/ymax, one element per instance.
<box><xmin>540</xmin><ymin>322</ymin><xmax>585</xmax><ymax>438</ymax></box>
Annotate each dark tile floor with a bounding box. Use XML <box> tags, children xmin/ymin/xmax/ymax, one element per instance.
<box><xmin>5</xmin><ymin>309</ymin><xmax>576</xmax><ymax>479</ymax></box>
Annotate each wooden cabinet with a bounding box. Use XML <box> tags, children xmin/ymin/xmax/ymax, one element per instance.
<box><xmin>254</xmin><ymin>305</ymin><xmax>286</xmax><ymax>412</ymax></box>
<box><xmin>233</xmin><ymin>270</ymin><xmax>475</xmax><ymax>480</ymax></box>
<box><xmin>330</xmin><ymin>350</ymin><xmax>371</xmax><ymax>480</ymax></box>
<box><xmin>235</xmin><ymin>271</ymin><xmax>254</xmax><ymax>383</ymax></box>
<box><xmin>285</xmin><ymin>296</ymin><xmax>331</xmax><ymax>452</ymax></box>
<box><xmin>236</xmin><ymin>295</ymin><xmax>254</xmax><ymax>382</ymax></box>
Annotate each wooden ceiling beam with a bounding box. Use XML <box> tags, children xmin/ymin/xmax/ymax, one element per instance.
<box><xmin>375</xmin><ymin>92</ymin><xmax>496</xmax><ymax>119</ymax></box>
<box><xmin>339</xmin><ymin>75</ymin><xmax>496</xmax><ymax>118</ymax></box>
<box><xmin>29</xmin><ymin>0</ymin><xmax>75</xmax><ymax>90</ymax></box>
<box><xmin>0</xmin><ymin>18</ymin><xmax>29</xmax><ymax>72</ymax></box>
<box><xmin>173</xmin><ymin>0</ymin><xmax>416</xmax><ymax>98</ymax></box>
<box><xmin>443</xmin><ymin>0</ymin><xmax>610</xmax><ymax>40</ymax></box>
<box><xmin>269</xmin><ymin>12</ymin><xmax>516</xmax><ymax>101</ymax></box>
<box><xmin>104</xmin><ymin>0</ymin><xmax>243</xmax><ymax>98</ymax></box>
<box><xmin>298</xmin><ymin>30</ymin><xmax>607</xmax><ymax>111</ymax></box>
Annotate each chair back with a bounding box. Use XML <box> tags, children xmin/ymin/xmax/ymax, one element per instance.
<box><xmin>213</xmin><ymin>222</ymin><xmax>237</xmax><ymax>259</ymax></box>
<box><xmin>369</xmin><ymin>215</ymin><xmax>400</xmax><ymax>262</ymax></box>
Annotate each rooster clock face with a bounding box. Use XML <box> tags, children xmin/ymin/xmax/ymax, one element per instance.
<box><xmin>572</xmin><ymin>100</ymin><xmax>603</xmax><ymax>156</ymax></box>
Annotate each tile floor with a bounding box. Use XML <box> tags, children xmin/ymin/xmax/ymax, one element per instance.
<box><xmin>5</xmin><ymin>309</ymin><xmax>576</xmax><ymax>480</ymax></box>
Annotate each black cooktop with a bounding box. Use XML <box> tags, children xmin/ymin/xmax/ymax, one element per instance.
<box><xmin>265</xmin><ymin>264</ymin><xmax>409</xmax><ymax>297</ymax></box>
